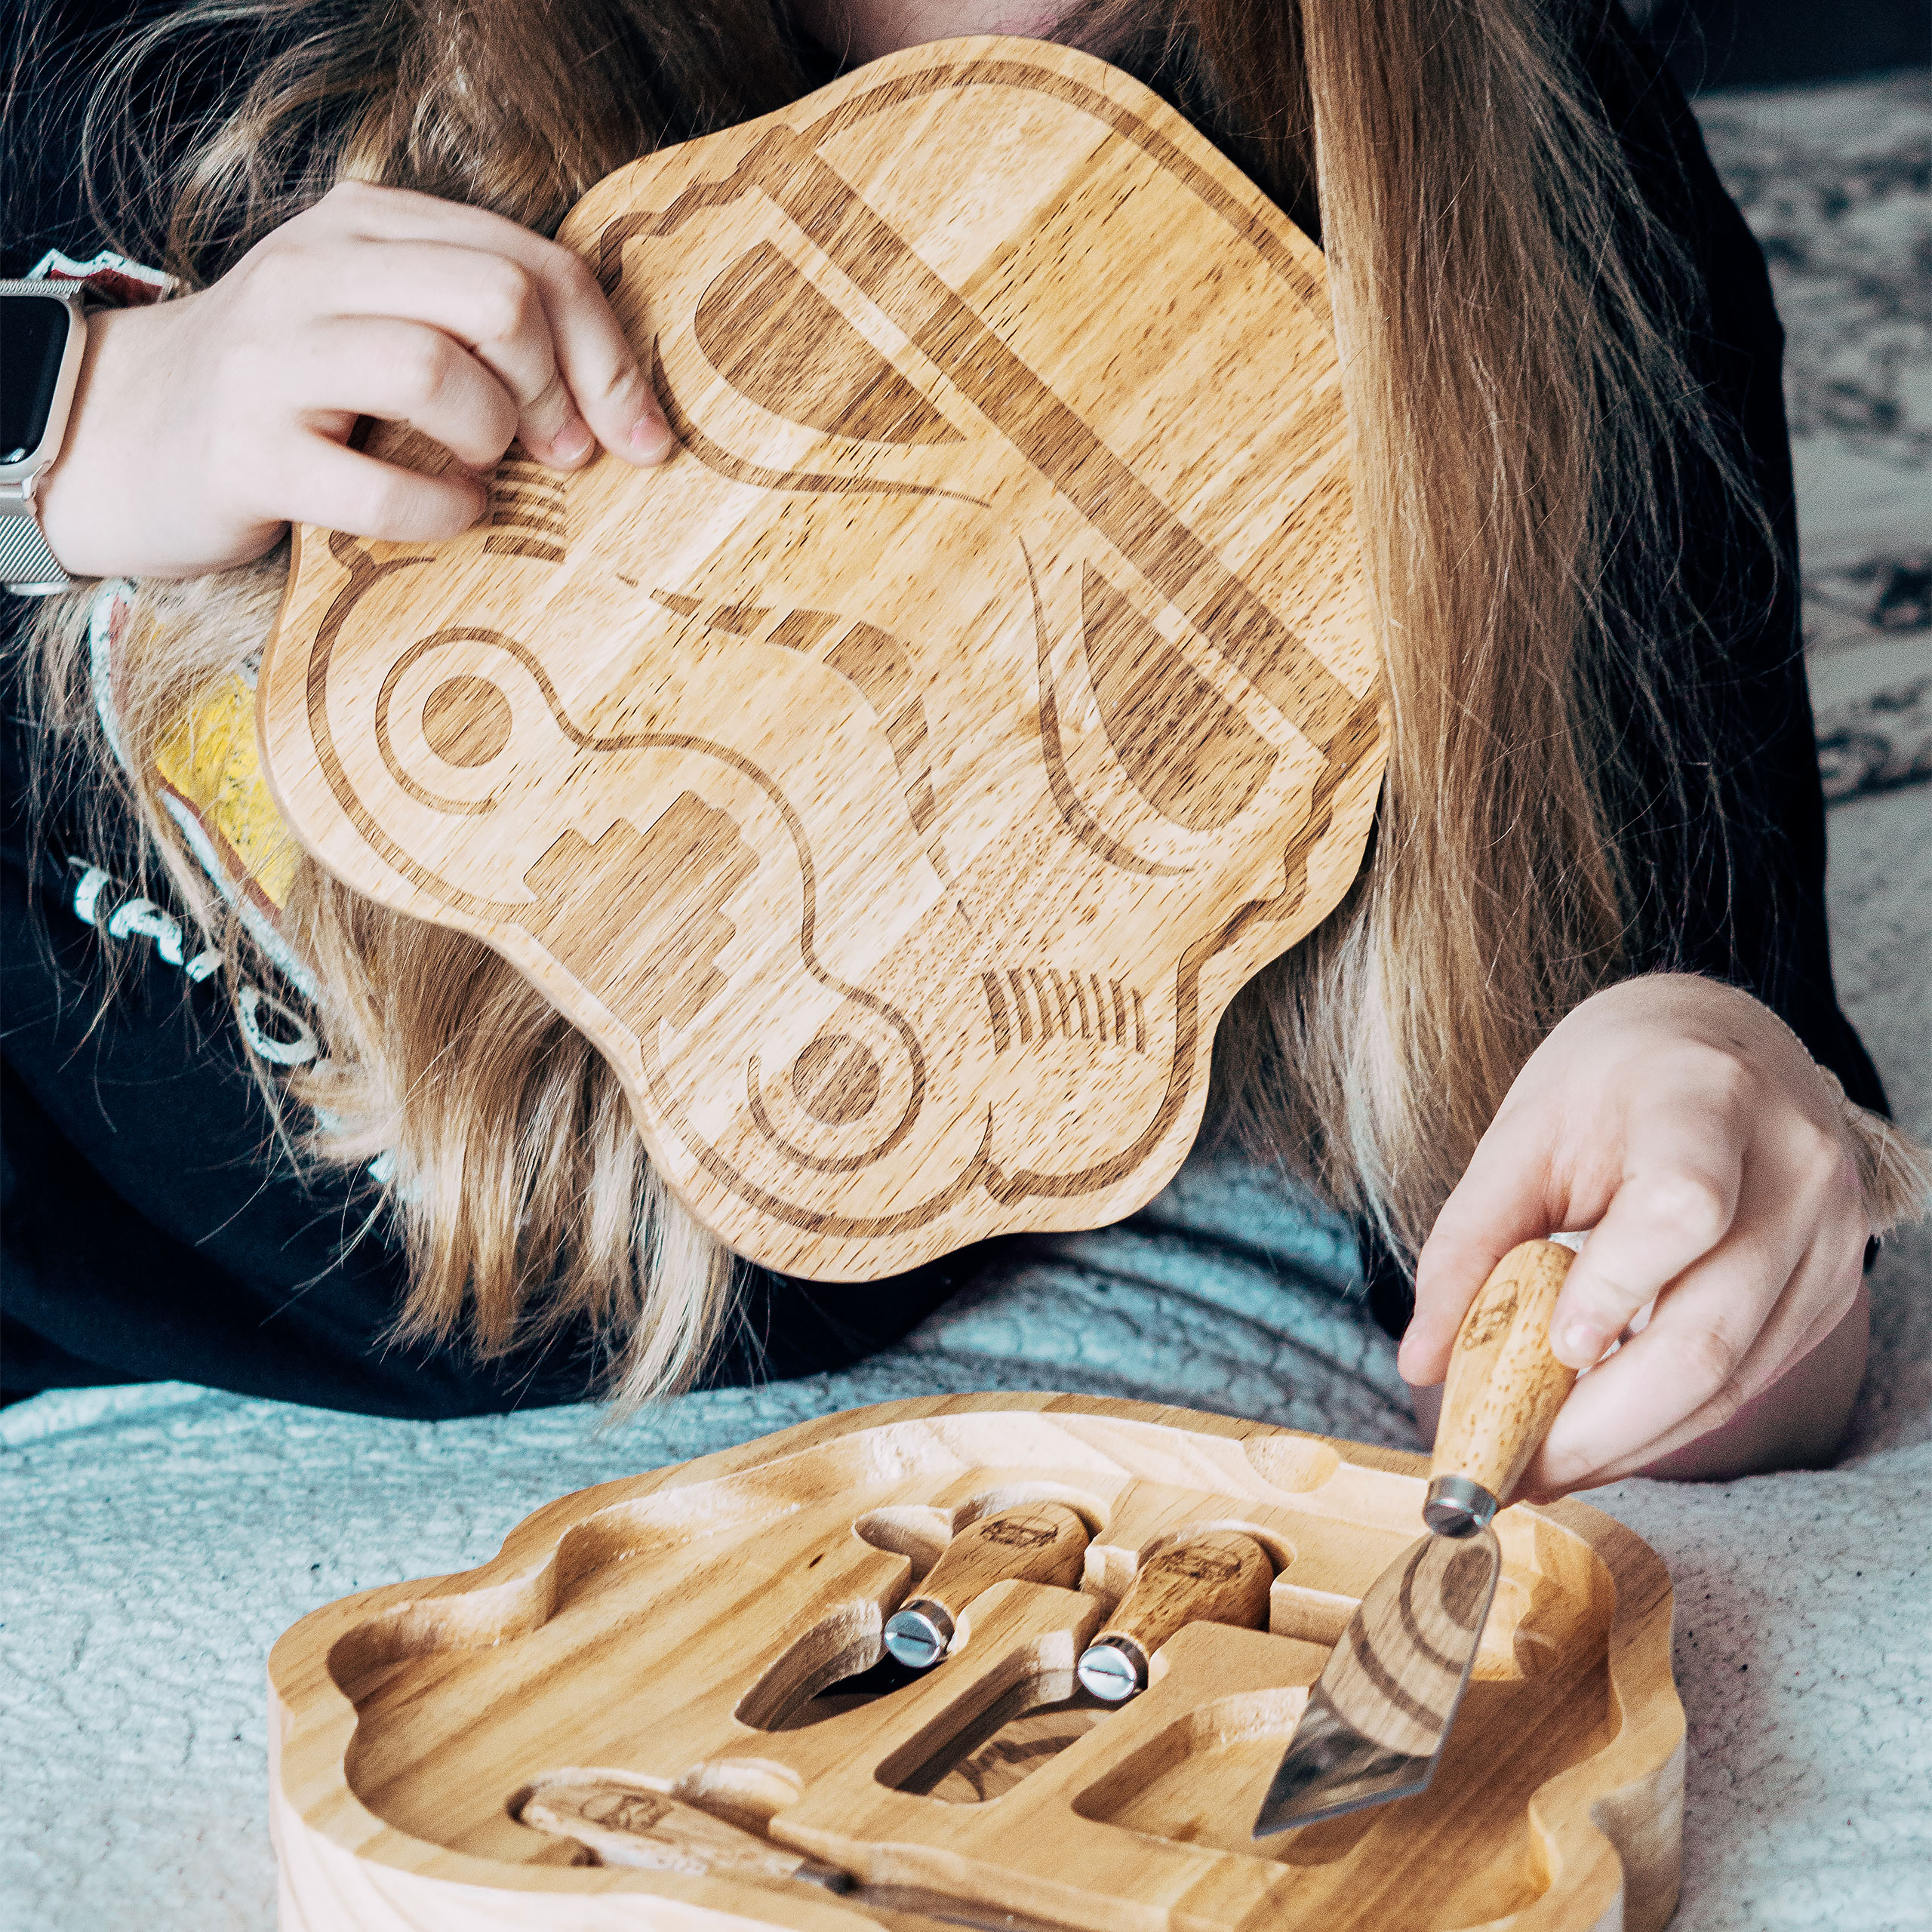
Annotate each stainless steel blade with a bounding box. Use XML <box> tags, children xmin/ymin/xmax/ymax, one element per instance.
<box><xmin>1253</xmin><ymin>1524</ymin><xmax>1500</xmax><ymax>1838</ymax></box>
<box><xmin>1250</xmin><ymin>1685</ymin><xmax>1436</xmax><ymax>1832</ymax></box>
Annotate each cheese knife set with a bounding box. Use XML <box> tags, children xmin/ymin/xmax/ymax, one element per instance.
<box><xmin>269</xmin><ymin>1238</ymin><xmax>1684</xmax><ymax>1931</ymax></box>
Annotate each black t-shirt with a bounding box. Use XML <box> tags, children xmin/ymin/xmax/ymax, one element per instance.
<box><xmin>0</xmin><ymin>0</ymin><xmax>1886</xmax><ymax>1415</ymax></box>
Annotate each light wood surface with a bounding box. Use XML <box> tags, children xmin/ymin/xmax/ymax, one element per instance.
<box><xmin>268</xmin><ymin>1394</ymin><xmax>1684</xmax><ymax>1931</ymax></box>
<box><xmin>897</xmin><ymin>1503</ymin><xmax>1090</xmax><ymax>1648</ymax></box>
<box><xmin>256</xmin><ymin>35</ymin><xmax>1386</xmax><ymax>1281</ymax></box>
<box><xmin>1430</xmin><ymin>1240</ymin><xmax>1580</xmax><ymax>1506</ymax></box>
<box><xmin>1303</xmin><ymin>1527</ymin><xmax>1500</xmax><ymax>1764</ymax></box>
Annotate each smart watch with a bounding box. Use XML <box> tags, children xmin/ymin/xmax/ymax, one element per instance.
<box><xmin>1</xmin><ymin>279</ymin><xmax>90</xmax><ymax>595</ymax></box>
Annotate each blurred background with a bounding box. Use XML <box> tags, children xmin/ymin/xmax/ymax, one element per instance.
<box><xmin>1631</xmin><ymin>0</ymin><xmax>1929</xmax><ymax>88</ymax></box>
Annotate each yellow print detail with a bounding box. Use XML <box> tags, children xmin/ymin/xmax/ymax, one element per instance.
<box><xmin>152</xmin><ymin>672</ymin><xmax>300</xmax><ymax>909</ymax></box>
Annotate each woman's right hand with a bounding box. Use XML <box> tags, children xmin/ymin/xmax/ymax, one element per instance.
<box><xmin>35</xmin><ymin>181</ymin><xmax>676</xmax><ymax>580</ymax></box>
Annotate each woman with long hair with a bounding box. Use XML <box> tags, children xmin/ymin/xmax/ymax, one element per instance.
<box><xmin>3</xmin><ymin>0</ymin><xmax>1923</xmax><ymax>1487</ymax></box>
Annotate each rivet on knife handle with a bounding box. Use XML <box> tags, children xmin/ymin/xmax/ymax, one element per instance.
<box><xmin>883</xmin><ymin>1503</ymin><xmax>1090</xmax><ymax>1669</ymax></box>
<box><xmin>1424</xmin><ymin>1238</ymin><xmax>1581</xmax><ymax>1535</ymax></box>
<box><xmin>1075</xmin><ymin>1528</ymin><xmax>1274</xmax><ymax>1700</ymax></box>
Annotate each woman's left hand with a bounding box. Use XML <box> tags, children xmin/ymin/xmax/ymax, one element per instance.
<box><xmin>1400</xmin><ymin>974</ymin><xmax>1872</xmax><ymax>1497</ymax></box>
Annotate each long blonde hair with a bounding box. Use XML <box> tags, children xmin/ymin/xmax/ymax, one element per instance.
<box><xmin>20</xmin><ymin>0</ymin><xmax>1766</xmax><ymax>1404</ymax></box>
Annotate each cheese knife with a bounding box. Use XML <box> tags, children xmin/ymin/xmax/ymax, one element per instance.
<box><xmin>1075</xmin><ymin>1527</ymin><xmax>1275</xmax><ymax>1700</ymax></box>
<box><xmin>520</xmin><ymin>1773</ymin><xmax>1088</xmax><ymax>1930</ymax></box>
<box><xmin>1251</xmin><ymin>1238</ymin><xmax>1580</xmax><ymax>1837</ymax></box>
<box><xmin>881</xmin><ymin>1502</ymin><xmax>1090</xmax><ymax>1669</ymax></box>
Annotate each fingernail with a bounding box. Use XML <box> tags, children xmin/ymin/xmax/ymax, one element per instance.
<box><xmin>1557</xmin><ymin>1319</ymin><xmax>1607</xmax><ymax>1368</ymax></box>
<box><xmin>629</xmin><ymin>414</ymin><xmax>675</xmax><ymax>463</ymax></box>
<box><xmin>552</xmin><ymin>420</ymin><xmax>594</xmax><ymax>466</ymax></box>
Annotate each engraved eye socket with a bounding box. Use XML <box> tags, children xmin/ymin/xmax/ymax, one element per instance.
<box><xmin>694</xmin><ymin>242</ymin><xmax>961</xmax><ymax>447</ymax></box>
<box><xmin>421</xmin><ymin>675</ymin><xmax>512</xmax><ymax>768</ymax></box>
<box><xmin>1080</xmin><ymin>567</ymin><xmax>1275</xmax><ymax>832</ymax></box>
<box><xmin>791</xmin><ymin>1032</ymin><xmax>883</xmax><ymax>1125</ymax></box>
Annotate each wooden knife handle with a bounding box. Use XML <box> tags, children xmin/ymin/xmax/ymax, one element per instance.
<box><xmin>1427</xmin><ymin>1240</ymin><xmax>1579</xmax><ymax>1524</ymax></box>
<box><xmin>912</xmin><ymin>1503</ymin><xmax>1091</xmax><ymax>1620</ymax></box>
<box><xmin>1078</xmin><ymin>1529</ymin><xmax>1273</xmax><ymax>1698</ymax></box>
<box><xmin>519</xmin><ymin>1777</ymin><xmax>847</xmax><ymax>1884</ymax></box>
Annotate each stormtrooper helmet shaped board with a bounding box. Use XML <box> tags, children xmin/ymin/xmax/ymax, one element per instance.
<box><xmin>259</xmin><ymin>35</ymin><xmax>1387</xmax><ymax>1281</ymax></box>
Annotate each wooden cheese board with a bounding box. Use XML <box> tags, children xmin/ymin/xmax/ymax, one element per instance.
<box><xmin>268</xmin><ymin>1395</ymin><xmax>1684</xmax><ymax>1930</ymax></box>
<box><xmin>256</xmin><ymin>36</ymin><xmax>1386</xmax><ymax>1281</ymax></box>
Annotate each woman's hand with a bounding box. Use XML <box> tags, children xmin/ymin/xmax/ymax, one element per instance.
<box><xmin>1401</xmin><ymin>974</ymin><xmax>1872</xmax><ymax>1496</ymax></box>
<box><xmin>35</xmin><ymin>182</ymin><xmax>675</xmax><ymax>580</ymax></box>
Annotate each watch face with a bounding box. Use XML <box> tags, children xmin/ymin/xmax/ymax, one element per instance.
<box><xmin>2</xmin><ymin>294</ymin><xmax>75</xmax><ymax>467</ymax></box>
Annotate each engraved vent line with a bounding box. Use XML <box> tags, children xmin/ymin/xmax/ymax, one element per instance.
<box><xmin>1027</xmin><ymin>968</ymin><xmax>1053</xmax><ymax>1041</ymax></box>
<box><xmin>980</xmin><ymin>971</ymin><xmax>1011</xmax><ymax>1053</ymax></box>
<box><xmin>486</xmin><ymin>460</ymin><xmax>566</xmax><ymax>565</ymax></box>
<box><xmin>986</xmin><ymin>968</ymin><xmax>1146</xmax><ymax>1054</ymax></box>
<box><xmin>1006</xmin><ymin>968</ymin><xmax>1034</xmax><ymax>1046</ymax></box>
<box><xmin>491</xmin><ymin>493</ymin><xmax>565</xmax><ymax>529</ymax></box>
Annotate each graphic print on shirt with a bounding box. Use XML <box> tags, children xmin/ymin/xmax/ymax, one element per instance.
<box><xmin>76</xmin><ymin>582</ymin><xmax>398</xmax><ymax>1177</ymax></box>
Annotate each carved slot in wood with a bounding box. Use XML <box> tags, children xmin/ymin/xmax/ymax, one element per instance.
<box><xmin>764</xmin><ymin>1647</ymin><xmax>937</xmax><ymax>1730</ymax></box>
<box><xmin>877</xmin><ymin>1663</ymin><xmax>1114</xmax><ymax>1803</ymax></box>
<box><xmin>733</xmin><ymin>1503</ymin><xmax>972</xmax><ymax>1732</ymax></box>
<box><xmin>852</xmin><ymin>1504</ymin><xmax>955</xmax><ymax>1580</ymax></box>
<box><xmin>275</xmin><ymin>1398</ymin><xmax>1683</xmax><ymax>1930</ymax></box>
<box><xmin>734</xmin><ymin>1604</ymin><xmax>894</xmax><ymax>1733</ymax></box>
<box><xmin>915</xmin><ymin>1678</ymin><xmax>1115</xmax><ymax>1804</ymax></box>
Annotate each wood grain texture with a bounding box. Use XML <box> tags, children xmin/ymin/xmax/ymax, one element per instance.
<box><xmin>1311</xmin><ymin>1525</ymin><xmax>1499</xmax><ymax>1761</ymax></box>
<box><xmin>908</xmin><ymin>1503</ymin><xmax>1091</xmax><ymax>1626</ymax></box>
<box><xmin>1256</xmin><ymin>1248</ymin><xmax>1581</xmax><ymax>1831</ymax></box>
<box><xmin>1429</xmin><ymin>1240</ymin><xmax>1581</xmax><ymax>1506</ymax></box>
<box><xmin>255</xmin><ymin>35</ymin><xmax>1386</xmax><ymax>1281</ymax></box>
<box><xmin>929</xmin><ymin>1705</ymin><xmax>1112</xmax><ymax>1804</ymax></box>
<box><xmin>1081</xmin><ymin>1530</ymin><xmax>1273</xmax><ymax>1694</ymax></box>
<box><xmin>268</xmin><ymin>1395</ymin><xmax>1683</xmax><ymax>1932</ymax></box>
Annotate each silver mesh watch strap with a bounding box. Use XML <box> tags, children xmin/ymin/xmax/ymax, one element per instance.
<box><xmin>0</xmin><ymin>487</ymin><xmax>71</xmax><ymax>596</ymax></box>
<box><xmin>5</xmin><ymin>256</ymin><xmax>176</xmax><ymax>595</ymax></box>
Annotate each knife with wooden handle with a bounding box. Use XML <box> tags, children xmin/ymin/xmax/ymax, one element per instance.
<box><xmin>520</xmin><ymin>1777</ymin><xmax>851</xmax><ymax>1882</ymax></box>
<box><xmin>1251</xmin><ymin>1239</ymin><xmax>1580</xmax><ymax>1836</ymax></box>
<box><xmin>882</xmin><ymin>1503</ymin><xmax>1091</xmax><ymax>1669</ymax></box>
<box><xmin>1075</xmin><ymin>1528</ymin><xmax>1275</xmax><ymax>1700</ymax></box>
<box><xmin>520</xmin><ymin>1774</ymin><xmax>1089</xmax><ymax>1931</ymax></box>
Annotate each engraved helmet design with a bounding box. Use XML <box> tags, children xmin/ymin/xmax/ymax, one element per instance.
<box><xmin>261</xmin><ymin>42</ymin><xmax>1386</xmax><ymax>1279</ymax></box>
